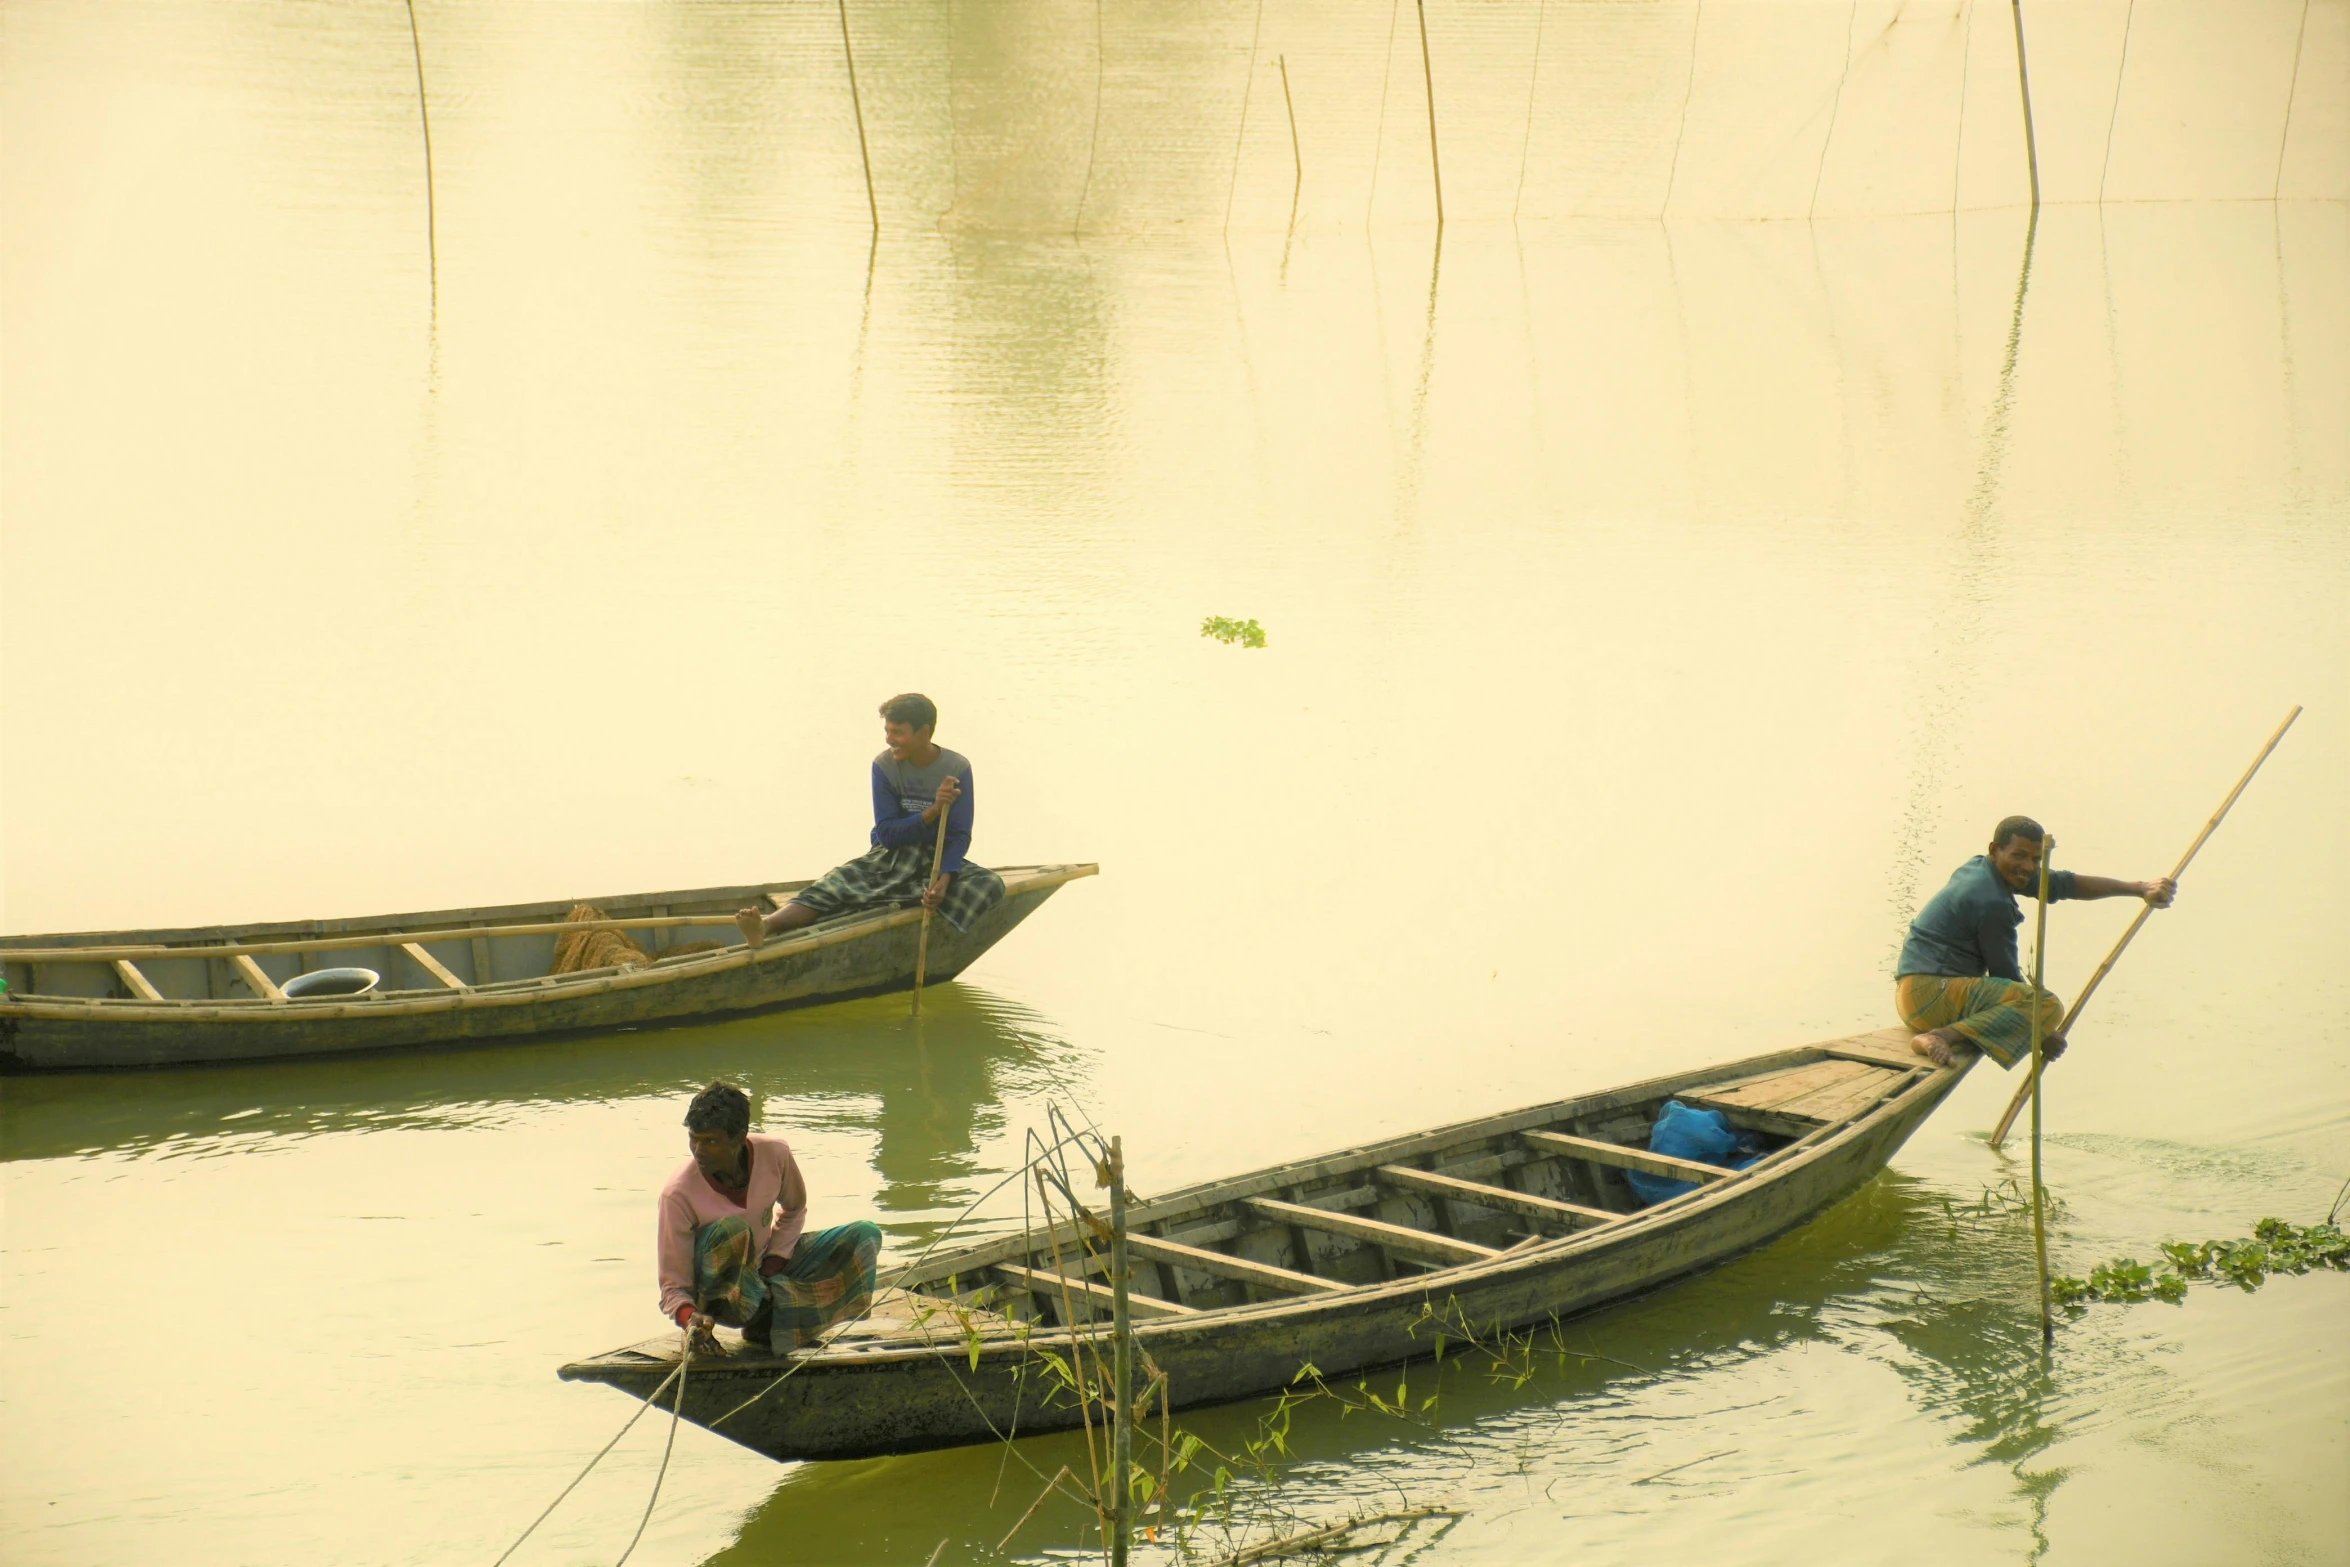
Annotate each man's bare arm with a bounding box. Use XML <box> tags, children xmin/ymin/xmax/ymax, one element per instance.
<box><xmin>2071</xmin><ymin>874</ymin><xmax>2177</xmax><ymax>906</ymax></box>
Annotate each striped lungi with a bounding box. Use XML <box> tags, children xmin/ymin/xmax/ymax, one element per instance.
<box><xmin>1895</xmin><ymin>973</ymin><xmax>2064</xmax><ymax>1071</ymax></box>
<box><xmin>693</xmin><ymin>1215</ymin><xmax>883</xmax><ymax>1352</ymax></box>
<box><xmin>789</xmin><ymin>845</ymin><xmax>1006</xmax><ymax>934</ymax></box>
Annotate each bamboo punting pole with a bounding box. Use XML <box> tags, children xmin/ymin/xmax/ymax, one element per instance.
<box><xmin>838</xmin><ymin>0</ymin><xmax>877</xmax><ymax>236</ymax></box>
<box><xmin>2027</xmin><ymin>836</ymin><xmax>2055</xmax><ymax>1350</ymax></box>
<box><xmin>910</xmin><ymin>801</ymin><xmax>953</xmax><ymax>1017</ymax></box>
<box><xmin>1415</xmin><ymin>0</ymin><xmax>1444</xmax><ymax>228</ymax></box>
<box><xmin>1989</xmin><ymin>705</ymin><xmax>2302</xmax><ymax>1147</ymax></box>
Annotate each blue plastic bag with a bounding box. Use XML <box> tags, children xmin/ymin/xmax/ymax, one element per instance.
<box><xmin>1623</xmin><ymin>1100</ymin><xmax>1764</xmax><ymax>1206</ymax></box>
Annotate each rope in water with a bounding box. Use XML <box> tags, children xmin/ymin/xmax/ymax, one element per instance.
<box><xmin>490</xmin><ymin>1333</ymin><xmax>689</xmax><ymax>1566</ymax></box>
<box><xmin>611</xmin><ymin>1332</ymin><xmax>693</xmax><ymax>1567</ymax></box>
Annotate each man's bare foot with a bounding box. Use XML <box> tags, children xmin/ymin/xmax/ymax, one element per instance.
<box><xmin>734</xmin><ymin>907</ymin><xmax>768</xmax><ymax>951</ymax></box>
<box><xmin>1911</xmin><ymin>1028</ymin><xmax>1966</xmax><ymax>1067</ymax></box>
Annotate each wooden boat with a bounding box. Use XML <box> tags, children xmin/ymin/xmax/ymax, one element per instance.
<box><xmin>559</xmin><ymin>1025</ymin><xmax>1961</xmax><ymax>1462</ymax></box>
<box><xmin>0</xmin><ymin>864</ymin><xmax>1095</xmax><ymax>1071</ymax></box>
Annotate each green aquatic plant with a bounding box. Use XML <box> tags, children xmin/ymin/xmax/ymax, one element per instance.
<box><xmin>1199</xmin><ymin>616</ymin><xmax>1267</xmax><ymax>649</ymax></box>
<box><xmin>2050</xmin><ymin>1218</ymin><xmax>2350</xmax><ymax>1310</ymax></box>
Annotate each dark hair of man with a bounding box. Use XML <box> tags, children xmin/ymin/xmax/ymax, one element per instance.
<box><xmin>684</xmin><ymin>1081</ymin><xmax>751</xmax><ymax>1138</ymax></box>
<box><xmin>880</xmin><ymin>692</ymin><xmax>937</xmax><ymax>730</ymax></box>
<box><xmin>883</xmin><ymin>690</ymin><xmax>935</xmax><ymax>728</ymax></box>
<box><xmin>1990</xmin><ymin>815</ymin><xmax>2046</xmax><ymax>851</ymax></box>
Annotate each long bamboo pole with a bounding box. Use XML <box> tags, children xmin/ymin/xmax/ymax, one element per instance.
<box><xmin>2027</xmin><ymin>836</ymin><xmax>2055</xmax><ymax>1349</ymax></box>
<box><xmin>910</xmin><ymin>799</ymin><xmax>953</xmax><ymax>1017</ymax></box>
<box><xmin>2</xmin><ymin>914</ymin><xmax>752</xmax><ymax>965</ymax></box>
<box><xmin>1989</xmin><ymin>705</ymin><xmax>2303</xmax><ymax>1147</ymax></box>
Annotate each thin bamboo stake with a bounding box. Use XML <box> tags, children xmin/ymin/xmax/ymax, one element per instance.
<box><xmin>1278</xmin><ymin>55</ymin><xmax>1302</xmax><ymax>231</ymax></box>
<box><xmin>1108</xmin><ymin>1136</ymin><xmax>1134</xmax><ymax>1567</ymax></box>
<box><xmin>1990</xmin><ymin>705</ymin><xmax>2302</xmax><ymax>1147</ymax></box>
<box><xmin>401</xmin><ymin>0</ymin><xmax>438</xmax><ymax>295</ymax></box>
<box><xmin>837</xmin><ymin>0</ymin><xmax>877</xmax><ymax>236</ymax></box>
<box><xmin>1414</xmin><ymin>0</ymin><xmax>1444</xmax><ymax>228</ymax></box>
<box><xmin>2007</xmin><ymin>0</ymin><xmax>2041</xmax><ymax>212</ymax></box>
<box><xmin>2027</xmin><ymin>836</ymin><xmax>2055</xmax><ymax>1350</ymax></box>
<box><xmin>1038</xmin><ymin>1177</ymin><xmax>1109</xmax><ymax>1543</ymax></box>
<box><xmin>911</xmin><ymin>797</ymin><xmax>953</xmax><ymax>1017</ymax></box>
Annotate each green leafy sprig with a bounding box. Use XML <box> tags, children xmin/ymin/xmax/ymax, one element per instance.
<box><xmin>1200</xmin><ymin>616</ymin><xmax>1267</xmax><ymax>649</ymax></box>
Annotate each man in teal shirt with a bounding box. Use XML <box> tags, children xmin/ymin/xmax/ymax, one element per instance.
<box><xmin>1896</xmin><ymin>816</ymin><xmax>2174</xmax><ymax>1068</ymax></box>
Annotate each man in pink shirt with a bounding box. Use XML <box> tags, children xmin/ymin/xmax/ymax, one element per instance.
<box><xmin>658</xmin><ymin>1082</ymin><xmax>882</xmax><ymax>1354</ymax></box>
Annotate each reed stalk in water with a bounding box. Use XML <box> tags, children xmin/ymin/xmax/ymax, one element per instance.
<box><xmin>402</xmin><ymin>0</ymin><xmax>437</xmax><ymax>295</ymax></box>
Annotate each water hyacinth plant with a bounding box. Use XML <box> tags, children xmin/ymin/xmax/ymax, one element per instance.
<box><xmin>2050</xmin><ymin>1218</ymin><xmax>2350</xmax><ymax>1310</ymax></box>
<box><xmin>1199</xmin><ymin>616</ymin><xmax>1266</xmax><ymax>649</ymax></box>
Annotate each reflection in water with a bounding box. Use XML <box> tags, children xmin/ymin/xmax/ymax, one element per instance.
<box><xmin>706</xmin><ymin>1173</ymin><xmax>2144</xmax><ymax>1565</ymax></box>
<box><xmin>0</xmin><ymin>987</ymin><xmax>1087</xmax><ymax>1240</ymax></box>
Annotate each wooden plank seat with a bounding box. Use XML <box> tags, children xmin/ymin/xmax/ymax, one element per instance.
<box><xmin>1689</xmin><ymin>1058</ymin><xmax>1907</xmax><ymax>1124</ymax></box>
<box><xmin>994</xmin><ymin>1262</ymin><xmax>1198</xmax><ymax>1318</ymax></box>
<box><xmin>111</xmin><ymin>960</ymin><xmax>163</xmax><ymax>1002</ymax></box>
<box><xmin>1125</xmin><ymin>1231</ymin><xmax>1345</xmax><ymax>1295</ymax></box>
<box><xmin>1247</xmin><ymin>1196</ymin><xmax>1500</xmax><ymax>1266</ymax></box>
<box><xmin>1375</xmin><ymin>1164</ymin><xmax>1623</xmax><ymax>1230</ymax></box>
<box><xmin>400</xmin><ymin>942</ymin><xmax>469</xmax><ymax>990</ymax></box>
<box><xmin>1676</xmin><ymin>1098</ymin><xmax>1821</xmax><ymax>1139</ymax></box>
<box><xmin>1519</xmin><ymin>1129</ymin><xmax>1730</xmax><ymax>1185</ymax></box>
<box><xmin>231</xmin><ymin>953</ymin><xmax>285</xmax><ymax>1003</ymax></box>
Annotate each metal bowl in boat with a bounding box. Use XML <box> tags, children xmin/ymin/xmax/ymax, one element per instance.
<box><xmin>283</xmin><ymin>967</ymin><xmax>380</xmax><ymax>999</ymax></box>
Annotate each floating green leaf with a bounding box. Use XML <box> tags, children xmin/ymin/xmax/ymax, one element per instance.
<box><xmin>1200</xmin><ymin>615</ymin><xmax>1267</xmax><ymax>648</ymax></box>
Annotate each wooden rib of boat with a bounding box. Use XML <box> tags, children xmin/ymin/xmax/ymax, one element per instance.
<box><xmin>559</xmin><ymin>1025</ymin><xmax>1959</xmax><ymax>1462</ymax></box>
<box><xmin>0</xmin><ymin>864</ymin><xmax>1095</xmax><ymax>1072</ymax></box>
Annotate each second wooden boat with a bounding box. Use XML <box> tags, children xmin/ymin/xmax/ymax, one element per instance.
<box><xmin>560</xmin><ymin>1025</ymin><xmax>1960</xmax><ymax>1461</ymax></box>
<box><xmin>0</xmin><ymin>864</ymin><xmax>1095</xmax><ymax>1071</ymax></box>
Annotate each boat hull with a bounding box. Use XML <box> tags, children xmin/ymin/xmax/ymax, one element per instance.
<box><xmin>0</xmin><ymin>867</ymin><xmax>1091</xmax><ymax>1071</ymax></box>
<box><xmin>563</xmin><ymin>1036</ymin><xmax>1964</xmax><ymax>1461</ymax></box>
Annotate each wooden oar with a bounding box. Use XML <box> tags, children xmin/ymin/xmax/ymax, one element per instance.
<box><xmin>910</xmin><ymin>795</ymin><xmax>954</xmax><ymax>1018</ymax></box>
<box><xmin>2027</xmin><ymin>837</ymin><xmax>2055</xmax><ymax>1350</ymax></box>
<box><xmin>1988</xmin><ymin>705</ymin><xmax>2302</xmax><ymax>1149</ymax></box>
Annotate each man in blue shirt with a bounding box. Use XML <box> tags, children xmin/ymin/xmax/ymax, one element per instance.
<box><xmin>1896</xmin><ymin>816</ymin><xmax>2174</xmax><ymax>1069</ymax></box>
<box><xmin>735</xmin><ymin>693</ymin><xmax>1007</xmax><ymax>949</ymax></box>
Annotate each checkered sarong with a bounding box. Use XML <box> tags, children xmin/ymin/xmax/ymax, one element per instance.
<box><xmin>789</xmin><ymin>845</ymin><xmax>1006</xmax><ymax>934</ymax></box>
<box><xmin>693</xmin><ymin>1215</ymin><xmax>883</xmax><ymax>1351</ymax></box>
<box><xmin>1895</xmin><ymin>973</ymin><xmax>2064</xmax><ymax>1070</ymax></box>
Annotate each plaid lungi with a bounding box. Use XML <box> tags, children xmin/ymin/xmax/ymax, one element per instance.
<box><xmin>1895</xmin><ymin>973</ymin><xmax>2064</xmax><ymax>1071</ymax></box>
<box><xmin>789</xmin><ymin>845</ymin><xmax>1006</xmax><ymax>934</ymax></box>
<box><xmin>693</xmin><ymin>1215</ymin><xmax>883</xmax><ymax>1351</ymax></box>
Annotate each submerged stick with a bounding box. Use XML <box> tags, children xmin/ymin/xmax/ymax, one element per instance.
<box><xmin>2028</xmin><ymin>837</ymin><xmax>2055</xmax><ymax>1350</ymax></box>
<box><xmin>1990</xmin><ymin>705</ymin><xmax>2302</xmax><ymax>1147</ymax></box>
<box><xmin>911</xmin><ymin>798</ymin><xmax>953</xmax><ymax>1016</ymax></box>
